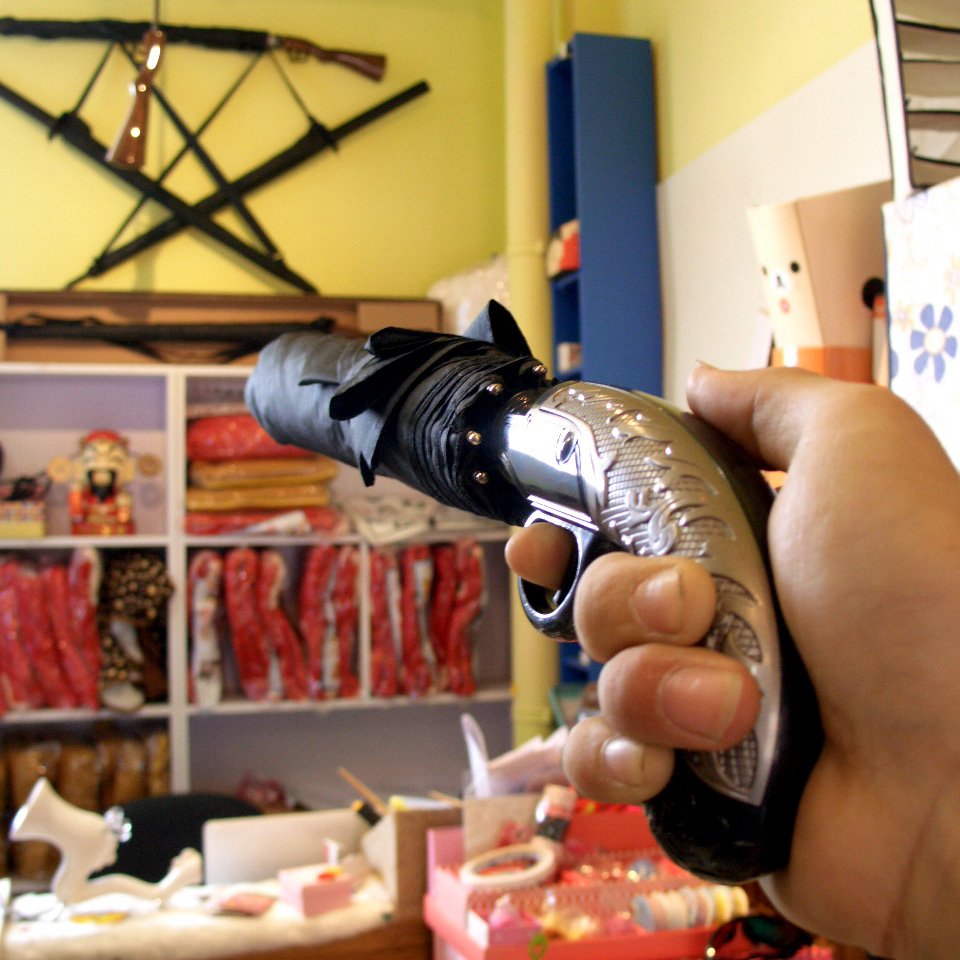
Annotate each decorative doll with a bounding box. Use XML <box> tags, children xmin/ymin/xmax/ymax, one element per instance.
<box><xmin>59</xmin><ymin>429</ymin><xmax>136</xmax><ymax>536</ymax></box>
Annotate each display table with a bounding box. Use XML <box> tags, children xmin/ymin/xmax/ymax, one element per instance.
<box><xmin>3</xmin><ymin>881</ymin><xmax>429</xmax><ymax>960</ymax></box>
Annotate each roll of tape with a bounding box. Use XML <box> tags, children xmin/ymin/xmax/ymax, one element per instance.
<box><xmin>458</xmin><ymin>837</ymin><xmax>557</xmax><ymax>891</ymax></box>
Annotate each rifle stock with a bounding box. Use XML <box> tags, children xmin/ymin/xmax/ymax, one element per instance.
<box><xmin>274</xmin><ymin>36</ymin><xmax>386</xmax><ymax>81</ymax></box>
<box><xmin>106</xmin><ymin>26</ymin><xmax>166</xmax><ymax>168</ymax></box>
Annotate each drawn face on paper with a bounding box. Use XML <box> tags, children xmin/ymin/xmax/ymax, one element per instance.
<box><xmin>762</xmin><ymin>259</ymin><xmax>802</xmax><ymax>316</ymax></box>
<box><xmin>749</xmin><ymin>205</ymin><xmax>822</xmax><ymax>347</ymax></box>
<box><xmin>758</xmin><ymin>248</ymin><xmax>820</xmax><ymax>334</ymax></box>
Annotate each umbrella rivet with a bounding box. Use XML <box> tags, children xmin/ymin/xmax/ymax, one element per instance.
<box><xmin>485</xmin><ymin>382</ymin><xmax>504</xmax><ymax>396</ymax></box>
<box><xmin>465</xmin><ymin>430</ymin><xmax>482</xmax><ymax>446</ymax></box>
<box><xmin>472</xmin><ymin>470</ymin><xmax>490</xmax><ymax>484</ymax></box>
<box><xmin>531</xmin><ymin>363</ymin><xmax>547</xmax><ymax>377</ymax></box>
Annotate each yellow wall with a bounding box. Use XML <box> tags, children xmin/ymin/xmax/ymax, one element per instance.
<box><xmin>564</xmin><ymin>0</ymin><xmax>875</xmax><ymax>178</ymax></box>
<box><xmin>0</xmin><ymin>0</ymin><xmax>505</xmax><ymax>297</ymax></box>
<box><xmin>0</xmin><ymin>1</ymin><xmax>877</xmax><ymax>296</ymax></box>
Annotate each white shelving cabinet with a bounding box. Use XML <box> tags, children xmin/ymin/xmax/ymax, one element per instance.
<box><xmin>0</xmin><ymin>362</ymin><xmax>514</xmax><ymax>807</ymax></box>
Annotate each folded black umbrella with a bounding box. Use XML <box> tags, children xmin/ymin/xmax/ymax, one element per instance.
<box><xmin>246</xmin><ymin>298</ymin><xmax>824</xmax><ymax>888</ymax></box>
<box><xmin>245</xmin><ymin>299</ymin><xmax>551</xmax><ymax>526</ymax></box>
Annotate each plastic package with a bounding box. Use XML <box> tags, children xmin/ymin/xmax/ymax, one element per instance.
<box><xmin>331</xmin><ymin>547</ymin><xmax>360</xmax><ymax>698</ymax></box>
<box><xmin>100</xmin><ymin>552</ymin><xmax>173</xmax><ymax>708</ymax></box>
<box><xmin>102</xmin><ymin>736</ymin><xmax>147</xmax><ymax>808</ymax></box>
<box><xmin>67</xmin><ymin>548</ymin><xmax>104</xmax><ymax>690</ymax></box>
<box><xmin>189</xmin><ymin>456</ymin><xmax>337</xmax><ymax>489</ymax></box>
<box><xmin>186</xmin><ymin>414</ymin><xmax>314</xmax><ymax>462</ymax></box>
<box><xmin>223</xmin><ymin>548</ymin><xmax>272</xmax><ymax>701</ymax></box>
<box><xmin>185</xmin><ymin>483</ymin><xmax>331</xmax><ymax>512</ymax></box>
<box><xmin>426</xmin><ymin>253</ymin><xmax>511</xmax><ymax>335</ymax></box>
<box><xmin>0</xmin><ymin>584</ymin><xmax>43</xmax><ymax>710</ymax></box>
<box><xmin>56</xmin><ymin>740</ymin><xmax>101</xmax><ymax>812</ymax></box>
<box><xmin>39</xmin><ymin>565</ymin><xmax>100</xmax><ymax>710</ymax></box>
<box><xmin>368</xmin><ymin>548</ymin><xmax>400</xmax><ymax>697</ymax></box>
<box><xmin>184</xmin><ymin>506</ymin><xmax>346</xmax><ymax>536</ymax></box>
<box><xmin>447</xmin><ymin>540</ymin><xmax>484</xmax><ymax>696</ymax></box>
<box><xmin>188</xmin><ymin>550</ymin><xmax>224</xmax><ymax>708</ymax></box>
<box><xmin>399</xmin><ymin>544</ymin><xmax>434</xmax><ymax>696</ymax></box>
<box><xmin>144</xmin><ymin>728</ymin><xmax>171</xmax><ymax>796</ymax></box>
<box><xmin>7</xmin><ymin>739</ymin><xmax>62</xmax><ymax>881</ymax></box>
<box><xmin>298</xmin><ymin>544</ymin><xmax>337</xmax><ymax>700</ymax></box>
<box><xmin>2</xmin><ymin>563</ymin><xmax>74</xmax><ymax>709</ymax></box>
<box><xmin>429</xmin><ymin>544</ymin><xmax>457</xmax><ymax>692</ymax></box>
<box><xmin>256</xmin><ymin>550</ymin><xmax>308</xmax><ymax>701</ymax></box>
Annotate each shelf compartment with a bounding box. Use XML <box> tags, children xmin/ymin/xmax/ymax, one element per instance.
<box><xmin>0</xmin><ymin>366</ymin><xmax>169</xmax><ymax>537</ymax></box>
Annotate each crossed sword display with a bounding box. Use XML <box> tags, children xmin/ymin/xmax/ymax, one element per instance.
<box><xmin>0</xmin><ymin>18</ymin><xmax>430</xmax><ymax>292</ymax></box>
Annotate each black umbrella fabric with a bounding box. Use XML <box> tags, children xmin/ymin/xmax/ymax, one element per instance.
<box><xmin>245</xmin><ymin>300</ymin><xmax>551</xmax><ymax>526</ymax></box>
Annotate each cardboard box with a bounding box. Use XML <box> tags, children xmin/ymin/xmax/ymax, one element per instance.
<box><xmin>0</xmin><ymin>500</ymin><xmax>44</xmax><ymax>538</ymax></box>
<box><xmin>748</xmin><ymin>181</ymin><xmax>891</xmax><ymax>361</ymax></box>
<box><xmin>361</xmin><ymin>804</ymin><xmax>461</xmax><ymax>918</ymax></box>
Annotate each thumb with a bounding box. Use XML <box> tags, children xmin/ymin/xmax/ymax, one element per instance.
<box><xmin>685</xmin><ymin>365</ymin><xmax>854</xmax><ymax>472</ymax></box>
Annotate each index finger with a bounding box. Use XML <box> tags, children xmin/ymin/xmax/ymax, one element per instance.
<box><xmin>504</xmin><ymin>522</ymin><xmax>575</xmax><ymax>592</ymax></box>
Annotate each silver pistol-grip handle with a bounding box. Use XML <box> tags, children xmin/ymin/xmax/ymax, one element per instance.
<box><xmin>506</xmin><ymin>382</ymin><xmax>822</xmax><ymax>882</ymax></box>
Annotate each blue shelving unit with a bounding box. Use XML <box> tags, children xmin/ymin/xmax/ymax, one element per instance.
<box><xmin>547</xmin><ymin>34</ymin><xmax>663</xmax><ymax>685</ymax></box>
<box><xmin>546</xmin><ymin>34</ymin><xmax>663</xmax><ymax>394</ymax></box>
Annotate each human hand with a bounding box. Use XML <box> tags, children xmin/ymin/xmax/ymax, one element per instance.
<box><xmin>505</xmin><ymin>366</ymin><xmax>960</xmax><ymax>959</ymax></box>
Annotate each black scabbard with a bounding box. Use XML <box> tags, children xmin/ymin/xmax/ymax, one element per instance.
<box><xmin>84</xmin><ymin>81</ymin><xmax>431</xmax><ymax>280</ymax></box>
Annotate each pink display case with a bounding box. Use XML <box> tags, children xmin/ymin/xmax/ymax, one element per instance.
<box><xmin>424</xmin><ymin>808</ymin><xmax>721</xmax><ymax>960</ymax></box>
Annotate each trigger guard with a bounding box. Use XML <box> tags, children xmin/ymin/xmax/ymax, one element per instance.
<box><xmin>517</xmin><ymin>516</ymin><xmax>614</xmax><ymax>641</ymax></box>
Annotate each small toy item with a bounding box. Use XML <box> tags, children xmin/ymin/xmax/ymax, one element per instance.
<box><xmin>486</xmin><ymin>895</ymin><xmax>543</xmax><ymax>945</ymax></box>
<box><xmin>8</xmin><ymin>778</ymin><xmax>201</xmax><ymax>906</ymax></box>
<box><xmin>534</xmin><ymin>784</ymin><xmax>577</xmax><ymax>843</ymax></box>
<box><xmin>277</xmin><ymin>863</ymin><xmax>352</xmax><ymax>916</ymax></box>
<box><xmin>458</xmin><ymin>837</ymin><xmax>557</xmax><ymax>891</ymax></box>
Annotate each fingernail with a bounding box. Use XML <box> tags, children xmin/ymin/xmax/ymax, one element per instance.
<box><xmin>602</xmin><ymin>736</ymin><xmax>646</xmax><ymax>787</ymax></box>
<box><xmin>630</xmin><ymin>568</ymin><xmax>681</xmax><ymax>635</ymax></box>
<box><xmin>659</xmin><ymin>667</ymin><xmax>744</xmax><ymax>741</ymax></box>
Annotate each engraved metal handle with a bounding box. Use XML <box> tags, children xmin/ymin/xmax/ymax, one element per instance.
<box><xmin>506</xmin><ymin>383</ymin><xmax>822</xmax><ymax>881</ymax></box>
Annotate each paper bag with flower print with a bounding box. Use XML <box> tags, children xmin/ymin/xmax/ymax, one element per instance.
<box><xmin>883</xmin><ymin>176</ymin><xmax>960</xmax><ymax>469</ymax></box>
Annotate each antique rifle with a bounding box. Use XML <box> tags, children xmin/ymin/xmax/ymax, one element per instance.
<box><xmin>0</xmin><ymin>18</ymin><xmax>386</xmax><ymax>81</ymax></box>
